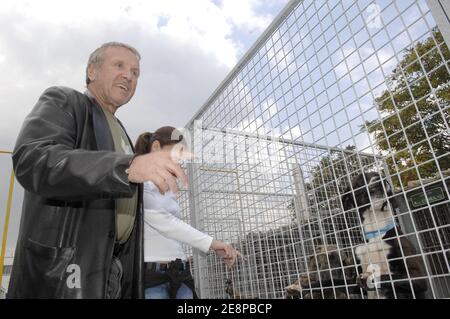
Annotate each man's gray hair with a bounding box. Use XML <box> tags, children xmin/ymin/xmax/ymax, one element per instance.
<box><xmin>86</xmin><ymin>42</ymin><xmax>141</xmax><ymax>85</ymax></box>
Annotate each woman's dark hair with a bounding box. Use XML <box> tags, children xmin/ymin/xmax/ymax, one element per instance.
<box><xmin>134</xmin><ymin>126</ymin><xmax>184</xmax><ymax>155</ymax></box>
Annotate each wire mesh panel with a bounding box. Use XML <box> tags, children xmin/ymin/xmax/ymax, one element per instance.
<box><xmin>179</xmin><ymin>0</ymin><xmax>450</xmax><ymax>299</ymax></box>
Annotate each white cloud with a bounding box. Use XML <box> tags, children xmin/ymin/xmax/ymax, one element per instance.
<box><xmin>239</xmin><ymin>117</ymin><xmax>265</xmax><ymax>134</ymax></box>
<box><xmin>0</xmin><ymin>0</ymin><xmax>238</xmax><ymax>67</ymax></box>
<box><xmin>269</xmin><ymin>103</ymin><xmax>278</xmax><ymax>118</ymax></box>
<box><xmin>290</xmin><ymin>125</ymin><xmax>302</xmax><ymax>139</ymax></box>
<box><xmin>221</xmin><ymin>0</ymin><xmax>273</xmax><ymax>32</ymax></box>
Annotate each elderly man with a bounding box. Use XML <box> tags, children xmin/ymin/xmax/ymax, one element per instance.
<box><xmin>7</xmin><ymin>42</ymin><xmax>186</xmax><ymax>299</ymax></box>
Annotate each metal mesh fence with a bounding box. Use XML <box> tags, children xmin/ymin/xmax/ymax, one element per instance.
<box><xmin>179</xmin><ymin>0</ymin><xmax>450</xmax><ymax>299</ymax></box>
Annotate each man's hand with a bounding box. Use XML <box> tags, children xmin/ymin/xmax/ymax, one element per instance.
<box><xmin>127</xmin><ymin>149</ymin><xmax>188</xmax><ymax>194</ymax></box>
<box><xmin>210</xmin><ymin>239</ymin><xmax>243</xmax><ymax>267</ymax></box>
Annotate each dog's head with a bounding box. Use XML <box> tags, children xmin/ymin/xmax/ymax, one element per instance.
<box><xmin>341</xmin><ymin>172</ymin><xmax>396</xmax><ymax>216</ymax></box>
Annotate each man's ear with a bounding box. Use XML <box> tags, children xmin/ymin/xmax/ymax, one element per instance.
<box><xmin>87</xmin><ymin>64</ymin><xmax>97</xmax><ymax>83</ymax></box>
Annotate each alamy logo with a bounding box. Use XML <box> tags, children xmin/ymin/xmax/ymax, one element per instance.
<box><xmin>66</xmin><ymin>264</ymin><xmax>81</xmax><ymax>289</ymax></box>
<box><xmin>366</xmin><ymin>4</ymin><xmax>382</xmax><ymax>29</ymax></box>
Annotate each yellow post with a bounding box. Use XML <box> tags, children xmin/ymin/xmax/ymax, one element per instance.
<box><xmin>0</xmin><ymin>150</ymin><xmax>14</xmax><ymax>289</ymax></box>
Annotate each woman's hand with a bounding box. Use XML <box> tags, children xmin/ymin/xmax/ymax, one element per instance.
<box><xmin>210</xmin><ymin>239</ymin><xmax>243</xmax><ymax>267</ymax></box>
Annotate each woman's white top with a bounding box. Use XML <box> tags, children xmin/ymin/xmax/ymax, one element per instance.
<box><xmin>143</xmin><ymin>181</ymin><xmax>213</xmax><ymax>262</ymax></box>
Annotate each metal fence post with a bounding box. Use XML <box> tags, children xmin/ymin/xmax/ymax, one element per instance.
<box><xmin>0</xmin><ymin>151</ymin><xmax>14</xmax><ymax>291</ymax></box>
<box><xmin>426</xmin><ymin>0</ymin><xmax>450</xmax><ymax>47</ymax></box>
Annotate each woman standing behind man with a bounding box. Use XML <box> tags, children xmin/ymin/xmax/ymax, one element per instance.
<box><xmin>135</xmin><ymin>126</ymin><xmax>241</xmax><ymax>299</ymax></box>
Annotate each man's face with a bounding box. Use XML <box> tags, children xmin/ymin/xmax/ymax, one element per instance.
<box><xmin>88</xmin><ymin>46</ymin><xmax>140</xmax><ymax>109</ymax></box>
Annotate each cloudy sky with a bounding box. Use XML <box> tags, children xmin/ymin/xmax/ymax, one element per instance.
<box><xmin>0</xmin><ymin>0</ymin><xmax>289</xmax><ymax>252</ymax></box>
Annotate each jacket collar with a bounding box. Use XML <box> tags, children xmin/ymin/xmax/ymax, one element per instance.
<box><xmin>84</xmin><ymin>89</ymin><xmax>115</xmax><ymax>152</ymax></box>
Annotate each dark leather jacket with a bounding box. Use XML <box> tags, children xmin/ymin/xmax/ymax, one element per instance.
<box><xmin>7</xmin><ymin>86</ymin><xmax>144</xmax><ymax>298</ymax></box>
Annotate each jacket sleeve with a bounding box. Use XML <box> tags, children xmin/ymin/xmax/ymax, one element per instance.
<box><xmin>12</xmin><ymin>86</ymin><xmax>136</xmax><ymax>200</ymax></box>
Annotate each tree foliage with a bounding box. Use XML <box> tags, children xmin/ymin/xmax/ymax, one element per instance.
<box><xmin>366</xmin><ymin>28</ymin><xmax>450</xmax><ymax>187</ymax></box>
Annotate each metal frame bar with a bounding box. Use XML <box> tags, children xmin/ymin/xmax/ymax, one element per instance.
<box><xmin>0</xmin><ymin>151</ymin><xmax>14</xmax><ymax>290</ymax></box>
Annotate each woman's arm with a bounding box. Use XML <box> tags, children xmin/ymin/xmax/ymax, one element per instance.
<box><xmin>144</xmin><ymin>206</ymin><xmax>213</xmax><ymax>253</ymax></box>
<box><xmin>143</xmin><ymin>183</ymin><xmax>242</xmax><ymax>265</ymax></box>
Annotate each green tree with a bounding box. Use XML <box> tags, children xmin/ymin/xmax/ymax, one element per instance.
<box><xmin>366</xmin><ymin>28</ymin><xmax>450</xmax><ymax>187</ymax></box>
